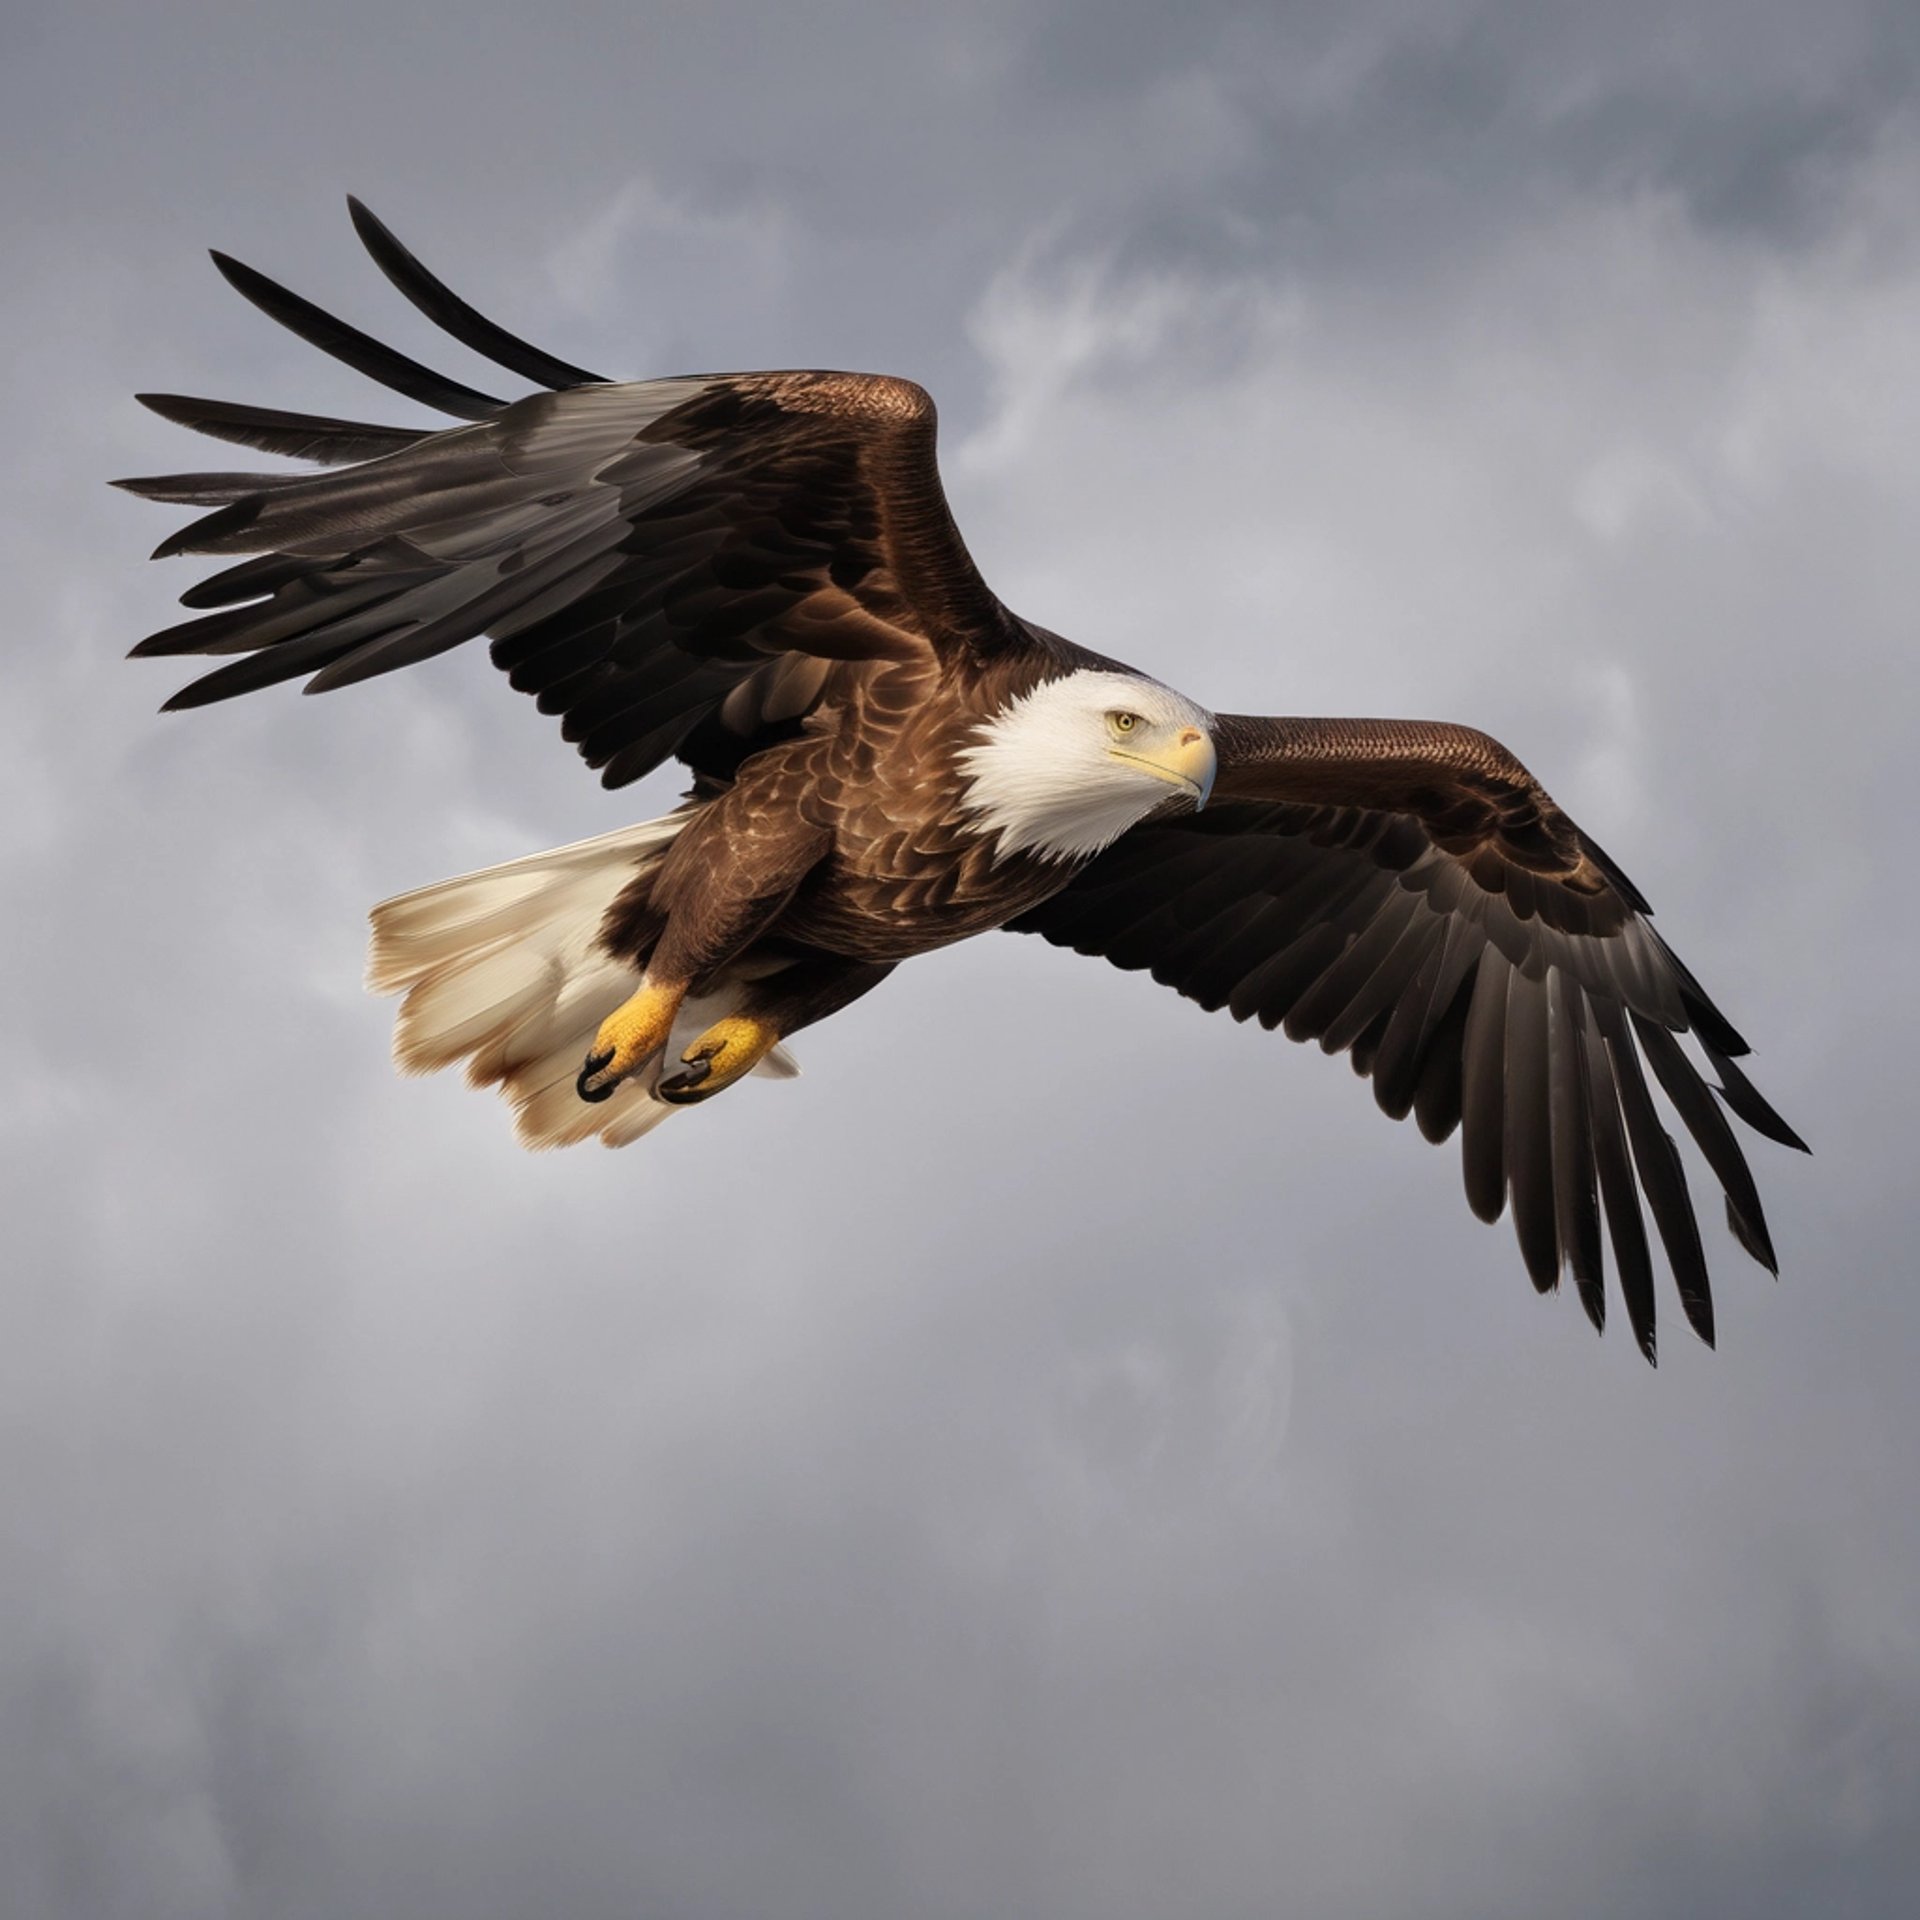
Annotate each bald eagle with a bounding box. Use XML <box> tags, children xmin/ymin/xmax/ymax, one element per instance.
<box><xmin>119</xmin><ymin>201</ymin><xmax>1805</xmax><ymax>1361</ymax></box>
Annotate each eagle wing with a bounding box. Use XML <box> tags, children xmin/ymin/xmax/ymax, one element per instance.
<box><xmin>120</xmin><ymin>199</ymin><xmax>1034</xmax><ymax>788</ymax></box>
<box><xmin>1008</xmin><ymin>714</ymin><xmax>1806</xmax><ymax>1361</ymax></box>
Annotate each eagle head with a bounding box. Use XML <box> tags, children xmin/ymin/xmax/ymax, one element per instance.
<box><xmin>958</xmin><ymin>669</ymin><xmax>1217</xmax><ymax>863</ymax></box>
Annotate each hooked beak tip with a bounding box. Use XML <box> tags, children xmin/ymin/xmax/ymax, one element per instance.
<box><xmin>1188</xmin><ymin>732</ymin><xmax>1217</xmax><ymax>810</ymax></box>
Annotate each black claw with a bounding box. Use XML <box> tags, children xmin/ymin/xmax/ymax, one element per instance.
<box><xmin>577</xmin><ymin>1049</ymin><xmax>617</xmax><ymax>1103</ymax></box>
<box><xmin>656</xmin><ymin>1055</ymin><xmax>713</xmax><ymax>1105</ymax></box>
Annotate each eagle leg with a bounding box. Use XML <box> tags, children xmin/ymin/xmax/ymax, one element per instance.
<box><xmin>578</xmin><ymin>977</ymin><xmax>687</xmax><ymax>1101</ymax></box>
<box><xmin>656</xmin><ymin>1014</ymin><xmax>784</xmax><ymax>1106</ymax></box>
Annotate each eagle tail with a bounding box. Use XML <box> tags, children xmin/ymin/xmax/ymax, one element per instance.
<box><xmin>366</xmin><ymin>810</ymin><xmax>800</xmax><ymax>1150</ymax></box>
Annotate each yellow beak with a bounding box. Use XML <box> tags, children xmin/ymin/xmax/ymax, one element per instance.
<box><xmin>1113</xmin><ymin>727</ymin><xmax>1217</xmax><ymax>808</ymax></box>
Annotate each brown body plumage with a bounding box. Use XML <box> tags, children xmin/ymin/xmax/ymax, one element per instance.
<box><xmin>608</xmin><ymin>650</ymin><xmax>1070</xmax><ymax>970</ymax></box>
<box><xmin>118</xmin><ymin>200</ymin><xmax>1807</xmax><ymax>1362</ymax></box>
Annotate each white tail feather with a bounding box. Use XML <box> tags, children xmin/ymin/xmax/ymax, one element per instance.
<box><xmin>366</xmin><ymin>810</ymin><xmax>799</xmax><ymax>1149</ymax></box>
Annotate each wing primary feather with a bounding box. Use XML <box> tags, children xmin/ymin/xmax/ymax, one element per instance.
<box><xmin>176</xmin><ymin>553</ymin><xmax>315</xmax><ymax>610</ymax></box>
<box><xmin>161</xmin><ymin>621</ymin><xmax>406</xmax><ymax>708</ymax></box>
<box><xmin>1583</xmin><ymin>1000</ymin><xmax>1657</xmax><ymax>1362</ymax></box>
<box><xmin>1459</xmin><ymin>949</ymin><xmax>1511</xmax><ymax>1223</ymax></box>
<box><xmin>114</xmin><ymin>471</ymin><xmax>313</xmax><ymax>506</ymax></box>
<box><xmin>1723</xmin><ymin>1196</ymin><xmax>1775</xmax><ymax>1267</ymax></box>
<box><xmin>172</xmin><ymin>512</ymin><xmax>631</xmax><ymax>698</ymax></box>
<box><xmin>1699</xmin><ymin>1038</ymin><xmax>1809</xmax><ymax>1153</ymax></box>
<box><xmin>1595</xmin><ymin>999</ymin><xmax>1714</xmax><ymax>1349</ymax></box>
<box><xmin>1504</xmin><ymin>965</ymin><xmax>1561</xmax><ymax>1290</ymax></box>
<box><xmin>1651</xmin><ymin>929</ymin><xmax>1751</xmax><ymax>1056</ymax></box>
<box><xmin>208</xmin><ymin>250</ymin><xmax>505</xmax><ymax>419</ymax></box>
<box><xmin>151</xmin><ymin>497</ymin><xmax>263</xmax><ymax>559</ymax></box>
<box><xmin>132</xmin><ymin>579</ymin><xmax>399</xmax><ymax>658</ymax></box>
<box><xmin>346</xmin><ymin>198</ymin><xmax>608</xmax><ymax>391</ymax></box>
<box><xmin>1548</xmin><ymin>972</ymin><xmax>1605</xmax><ymax>1332</ymax></box>
<box><xmin>134</xmin><ymin>392</ymin><xmax>425</xmax><ymax>463</ymax></box>
<box><xmin>1631</xmin><ymin>1013</ymin><xmax>1779</xmax><ymax>1274</ymax></box>
<box><xmin>303</xmin><ymin>544</ymin><xmax>629</xmax><ymax>694</ymax></box>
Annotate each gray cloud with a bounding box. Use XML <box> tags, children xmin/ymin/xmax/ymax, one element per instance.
<box><xmin>5</xmin><ymin>4</ymin><xmax>1918</xmax><ymax>1916</ymax></box>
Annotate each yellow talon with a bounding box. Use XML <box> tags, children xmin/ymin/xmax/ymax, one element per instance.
<box><xmin>577</xmin><ymin>980</ymin><xmax>685</xmax><ymax>1102</ymax></box>
<box><xmin>656</xmin><ymin>1014</ymin><xmax>783</xmax><ymax>1105</ymax></box>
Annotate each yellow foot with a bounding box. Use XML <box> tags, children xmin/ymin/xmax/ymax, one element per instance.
<box><xmin>577</xmin><ymin>980</ymin><xmax>685</xmax><ymax>1102</ymax></box>
<box><xmin>656</xmin><ymin>1014</ymin><xmax>783</xmax><ymax>1106</ymax></box>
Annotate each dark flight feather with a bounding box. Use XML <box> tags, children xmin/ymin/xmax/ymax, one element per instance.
<box><xmin>133</xmin><ymin>393</ymin><xmax>424</xmax><ymax>464</ymax></box>
<box><xmin>1701</xmin><ymin>1038</ymin><xmax>1809</xmax><ymax>1152</ymax></box>
<box><xmin>209</xmin><ymin>250</ymin><xmax>506</xmax><ymax>419</ymax></box>
<box><xmin>114</xmin><ymin>470</ymin><xmax>312</xmax><ymax>507</ymax></box>
<box><xmin>1548</xmin><ymin>973</ymin><xmax>1606</xmax><ymax>1331</ymax></box>
<box><xmin>1460</xmin><ymin>946</ymin><xmax>1511</xmax><ymax>1226</ymax></box>
<box><xmin>1583</xmin><ymin>1007</ymin><xmax>1658</xmax><ymax>1360</ymax></box>
<box><xmin>1633</xmin><ymin>1013</ymin><xmax>1778</xmax><ymax>1273</ymax></box>
<box><xmin>1504</xmin><ymin>962</ymin><xmax>1560</xmax><ymax>1291</ymax></box>
<box><xmin>346</xmin><ymin>196</ymin><xmax>607</xmax><ymax>391</ymax></box>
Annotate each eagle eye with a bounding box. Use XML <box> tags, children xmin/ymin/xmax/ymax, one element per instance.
<box><xmin>1108</xmin><ymin>710</ymin><xmax>1142</xmax><ymax>737</ymax></box>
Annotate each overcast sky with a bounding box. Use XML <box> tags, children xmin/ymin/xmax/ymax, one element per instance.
<box><xmin>5</xmin><ymin>3</ymin><xmax>1919</xmax><ymax>1915</ymax></box>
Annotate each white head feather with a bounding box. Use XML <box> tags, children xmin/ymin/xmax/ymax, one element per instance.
<box><xmin>957</xmin><ymin>669</ymin><xmax>1217</xmax><ymax>863</ymax></box>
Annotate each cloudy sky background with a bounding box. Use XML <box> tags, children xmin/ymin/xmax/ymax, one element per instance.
<box><xmin>5</xmin><ymin>2</ymin><xmax>1919</xmax><ymax>1914</ymax></box>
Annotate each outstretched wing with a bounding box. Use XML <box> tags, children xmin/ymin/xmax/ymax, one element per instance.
<box><xmin>1009</xmin><ymin>715</ymin><xmax>1806</xmax><ymax>1361</ymax></box>
<box><xmin>119</xmin><ymin>198</ymin><xmax>1033</xmax><ymax>788</ymax></box>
